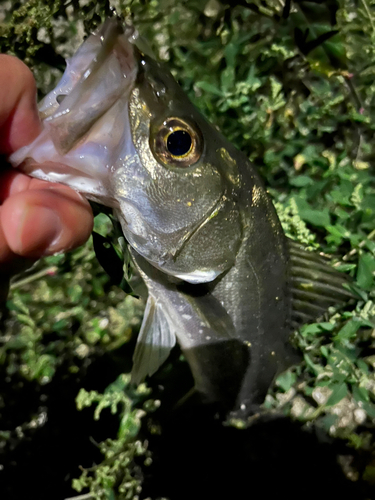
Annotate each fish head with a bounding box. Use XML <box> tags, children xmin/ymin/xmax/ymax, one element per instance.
<box><xmin>119</xmin><ymin>49</ymin><xmax>245</xmax><ymax>283</ymax></box>
<box><xmin>10</xmin><ymin>18</ymin><xmax>243</xmax><ymax>284</ymax></box>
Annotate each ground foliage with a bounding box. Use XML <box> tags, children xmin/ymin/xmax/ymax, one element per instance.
<box><xmin>1</xmin><ymin>0</ymin><xmax>375</xmax><ymax>499</ymax></box>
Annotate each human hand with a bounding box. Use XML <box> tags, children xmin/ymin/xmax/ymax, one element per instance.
<box><xmin>0</xmin><ymin>55</ymin><xmax>93</xmax><ymax>277</ymax></box>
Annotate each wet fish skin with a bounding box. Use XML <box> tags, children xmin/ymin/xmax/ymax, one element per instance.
<box><xmin>106</xmin><ymin>34</ymin><xmax>294</xmax><ymax>416</ymax></box>
<box><xmin>9</xmin><ymin>19</ymin><xmax>350</xmax><ymax>418</ymax></box>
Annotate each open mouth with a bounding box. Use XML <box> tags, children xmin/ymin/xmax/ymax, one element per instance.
<box><xmin>9</xmin><ymin>18</ymin><xmax>139</xmax><ymax>205</ymax></box>
<box><xmin>39</xmin><ymin>18</ymin><xmax>138</xmax><ymax>155</ymax></box>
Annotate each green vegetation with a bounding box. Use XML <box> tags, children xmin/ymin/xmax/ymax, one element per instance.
<box><xmin>1</xmin><ymin>1</ymin><xmax>375</xmax><ymax>499</ymax></box>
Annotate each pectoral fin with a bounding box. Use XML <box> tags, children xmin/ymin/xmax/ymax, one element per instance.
<box><xmin>131</xmin><ymin>295</ymin><xmax>177</xmax><ymax>385</ymax></box>
<box><xmin>289</xmin><ymin>239</ymin><xmax>356</xmax><ymax>328</ymax></box>
<box><xmin>130</xmin><ymin>251</ymin><xmax>250</xmax><ymax>409</ymax></box>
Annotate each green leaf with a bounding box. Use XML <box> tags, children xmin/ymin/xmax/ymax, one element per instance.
<box><xmin>245</xmin><ymin>64</ymin><xmax>262</xmax><ymax>90</ymax></box>
<box><xmin>293</xmin><ymin>196</ymin><xmax>331</xmax><ymax>227</ymax></box>
<box><xmin>289</xmin><ymin>175</ymin><xmax>314</xmax><ymax>187</ymax></box>
<box><xmin>52</xmin><ymin>318</ymin><xmax>69</xmax><ymax>331</ymax></box>
<box><xmin>326</xmin><ymin>382</ymin><xmax>348</xmax><ymax>406</ymax></box>
<box><xmin>304</xmin><ymin>354</ymin><xmax>324</xmax><ymax>375</ymax></box>
<box><xmin>195</xmin><ymin>81</ymin><xmax>223</xmax><ymax>96</ymax></box>
<box><xmin>276</xmin><ymin>370</ymin><xmax>297</xmax><ymax>392</ymax></box>
<box><xmin>352</xmin><ymin>385</ymin><xmax>369</xmax><ymax>404</ymax></box>
<box><xmin>334</xmin><ymin>263</ymin><xmax>356</xmax><ymax>272</ymax></box>
<box><xmin>320</xmin><ymin>414</ymin><xmax>338</xmax><ymax>433</ymax></box>
<box><xmin>221</xmin><ymin>66</ymin><xmax>235</xmax><ymax>92</ymax></box>
<box><xmin>356</xmin><ymin>252</ymin><xmax>375</xmax><ymax>290</ymax></box>
<box><xmin>357</xmin><ymin>359</ymin><xmax>370</xmax><ymax>375</ymax></box>
<box><xmin>300</xmin><ymin>323</ymin><xmax>322</xmax><ymax>337</ymax></box>
<box><xmin>224</xmin><ymin>42</ymin><xmax>238</xmax><ymax>68</ymax></box>
<box><xmin>362</xmin><ymin>402</ymin><xmax>375</xmax><ymax>419</ymax></box>
<box><xmin>320</xmin><ymin>345</ymin><xmax>329</xmax><ymax>358</ymax></box>
<box><xmin>333</xmin><ymin>319</ymin><xmax>362</xmax><ymax>342</ymax></box>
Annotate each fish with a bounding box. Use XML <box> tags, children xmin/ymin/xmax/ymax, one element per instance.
<box><xmin>9</xmin><ymin>18</ymin><xmax>353</xmax><ymax>418</ymax></box>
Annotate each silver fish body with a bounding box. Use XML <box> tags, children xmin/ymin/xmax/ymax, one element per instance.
<box><xmin>10</xmin><ymin>19</ymin><xmax>351</xmax><ymax>417</ymax></box>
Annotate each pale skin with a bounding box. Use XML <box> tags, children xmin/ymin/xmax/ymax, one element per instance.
<box><xmin>0</xmin><ymin>55</ymin><xmax>94</xmax><ymax>278</ymax></box>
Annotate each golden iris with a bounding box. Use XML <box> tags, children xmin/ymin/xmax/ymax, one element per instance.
<box><xmin>151</xmin><ymin>117</ymin><xmax>203</xmax><ymax>168</ymax></box>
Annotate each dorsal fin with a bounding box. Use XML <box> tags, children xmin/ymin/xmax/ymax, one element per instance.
<box><xmin>288</xmin><ymin>239</ymin><xmax>355</xmax><ymax>329</ymax></box>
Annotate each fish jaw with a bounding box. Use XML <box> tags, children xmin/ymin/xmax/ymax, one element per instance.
<box><xmin>9</xmin><ymin>18</ymin><xmax>138</xmax><ymax>207</ymax></box>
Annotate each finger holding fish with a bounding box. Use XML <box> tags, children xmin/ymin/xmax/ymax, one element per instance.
<box><xmin>0</xmin><ymin>54</ymin><xmax>94</xmax><ymax>274</ymax></box>
<box><xmin>0</xmin><ymin>54</ymin><xmax>41</xmax><ymax>154</ymax></box>
<box><xmin>0</xmin><ymin>179</ymin><xmax>93</xmax><ymax>259</ymax></box>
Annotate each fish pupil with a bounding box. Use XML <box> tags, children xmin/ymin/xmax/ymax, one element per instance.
<box><xmin>167</xmin><ymin>130</ymin><xmax>192</xmax><ymax>156</ymax></box>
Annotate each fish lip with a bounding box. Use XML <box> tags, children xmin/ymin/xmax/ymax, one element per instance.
<box><xmin>92</xmin><ymin>17</ymin><xmax>146</xmax><ymax>81</ymax></box>
<box><xmin>38</xmin><ymin>18</ymin><xmax>138</xmax><ymax>156</ymax></box>
<box><xmin>37</xmin><ymin>18</ymin><xmax>137</xmax><ymax>120</ymax></box>
<box><xmin>18</xmin><ymin>159</ymin><xmax>120</xmax><ymax>207</ymax></box>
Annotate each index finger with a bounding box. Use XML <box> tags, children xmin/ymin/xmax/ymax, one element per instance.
<box><xmin>0</xmin><ymin>54</ymin><xmax>42</xmax><ymax>154</ymax></box>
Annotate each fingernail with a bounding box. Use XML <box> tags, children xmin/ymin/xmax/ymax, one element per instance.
<box><xmin>18</xmin><ymin>205</ymin><xmax>63</xmax><ymax>256</ymax></box>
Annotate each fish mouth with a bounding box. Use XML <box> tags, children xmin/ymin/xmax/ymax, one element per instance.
<box><xmin>40</xmin><ymin>18</ymin><xmax>138</xmax><ymax>156</ymax></box>
<box><xmin>9</xmin><ymin>18</ymin><xmax>139</xmax><ymax>203</ymax></box>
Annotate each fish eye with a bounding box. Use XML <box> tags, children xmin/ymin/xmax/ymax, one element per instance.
<box><xmin>151</xmin><ymin>117</ymin><xmax>203</xmax><ymax>168</ymax></box>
